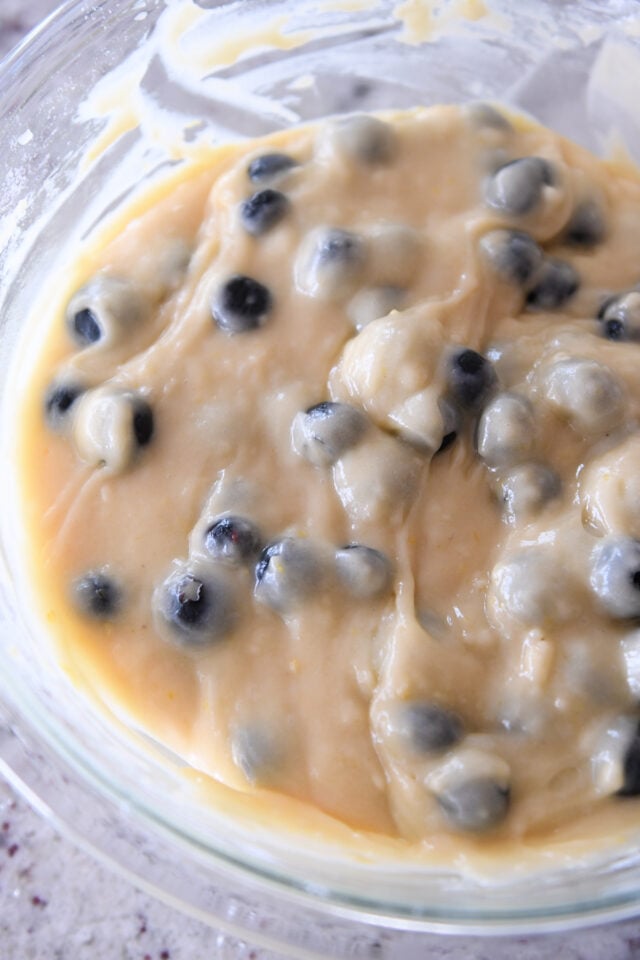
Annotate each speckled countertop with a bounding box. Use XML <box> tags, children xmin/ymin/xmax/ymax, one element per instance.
<box><xmin>3</xmin><ymin>2</ymin><xmax>640</xmax><ymax>958</ymax></box>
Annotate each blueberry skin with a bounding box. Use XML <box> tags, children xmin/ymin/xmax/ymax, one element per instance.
<box><xmin>292</xmin><ymin>401</ymin><xmax>368</xmax><ymax>467</ymax></box>
<box><xmin>255</xmin><ymin>537</ymin><xmax>323</xmax><ymax>612</ymax></box>
<box><xmin>598</xmin><ymin>293</ymin><xmax>640</xmax><ymax>343</ymax></box>
<box><xmin>485</xmin><ymin>157</ymin><xmax>555</xmax><ymax>216</ymax></box>
<box><xmin>335</xmin><ymin>544</ymin><xmax>392</xmax><ymax>599</ymax></box>
<box><xmin>247</xmin><ymin>152</ymin><xmax>297</xmax><ymax>183</ymax></box>
<box><xmin>563</xmin><ymin>199</ymin><xmax>605</xmax><ymax>248</ymax></box>
<box><xmin>212</xmin><ymin>275</ymin><xmax>273</xmax><ymax>334</ymax></box>
<box><xmin>44</xmin><ymin>381</ymin><xmax>85</xmax><ymax>430</ymax></box>
<box><xmin>204</xmin><ymin>516</ymin><xmax>262</xmax><ymax>565</ymax></box>
<box><xmin>71</xmin><ymin>308</ymin><xmax>101</xmax><ymax>346</ymax></box>
<box><xmin>156</xmin><ymin>566</ymin><xmax>235</xmax><ymax>645</ymax></box>
<box><xmin>437</xmin><ymin>778</ymin><xmax>510</xmax><ymax>832</ymax></box>
<box><xmin>73</xmin><ymin>571</ymin><xmax>121</xmax><ymax>619</ymax></box>
<box><xmin>499</xmin><ymin>462</ymin><xmax>561</xmax><ymax>522</ymax></box>
<box><xmin>400</xmin><ymin>701</ymin><xmax>463</xmax><ymax>753</ymax></box>
<box><xmin>240</xmin><ymin>189</ymin><xmax>289</xmax><ymax>237</ymax></box>
<box><xmin>232</xmin><ymin>725</ymin><xmax>281</xmax><ymax>785</ymax></box>
<box><xmin>619</xmin><ymin>721</ymin><xmax>640</xmax><ymax>797</ymax></box>
<box><xmin>591</xmin><ymin>537</ymin><xmax>640</xmax><ymax>620</ymax></box>
<box><xmin>479</xmin><ymin>229</ymin><xmax>543</xmax><ymax>286</ymax></box>
<box><xmin>447</xmin><ymin>348</ymin><xmax>496</xmax><ymax>410</ymax></box>
<box><xmin>132</xmin><ymin>398</ymin><xmax>154</xmax><ymax>447</ymax></box>
<box><xmin>526</xmin><ymin>258</ymin><xmax>579</xmax><ymax>311</ymax></box>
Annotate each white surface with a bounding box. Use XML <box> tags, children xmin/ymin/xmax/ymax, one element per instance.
<box><xmin>3</xmin><ymin>2</ymin><xmax>640</xmax><ymax>957</ymax></box>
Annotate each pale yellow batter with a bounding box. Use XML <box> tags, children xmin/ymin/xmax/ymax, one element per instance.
<box><xmin>16</xmin><ymin>104</ymin><xmax>640</xmax><ymax>856</ymax></box>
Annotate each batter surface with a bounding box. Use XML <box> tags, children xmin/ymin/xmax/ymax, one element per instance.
<box><xmin>16</xmin><ymin>104</ymin><xmax>640</xmax><ymax>854</ymax></box>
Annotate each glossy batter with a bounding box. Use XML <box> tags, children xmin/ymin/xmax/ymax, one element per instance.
<box><xmin>16</xmin><ymin>104</ymin><xmax>640</xmax><ymax>853</ymax></box>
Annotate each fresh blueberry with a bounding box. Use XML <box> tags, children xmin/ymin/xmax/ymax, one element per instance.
<box><xmin>327</xmin><ymin>113</ymin><xmax>396</xmax><ymax>165</ymax></box>
<box><xmin>212</xmin><ymin>275</ymin><xmax>273</xmax><ymax>334</ymax></box>
<box><xmin>436</xmin><ymin>431</ymin><xmax>457</xmax><ymax>454</ymax></box>
<box><xmin>437</xmin><ymin>777</ymin><xmax>510</xmax><ymax>832</ymax></box>
<box><xmin>71</xmin><ymin>308</ymin><xmax>101</xmax><ymax>345</ymax></box>
<box><xmin>154</xmin><ymin>563</ymin><xmax>235</xmax><ymax>645</ymax></box>
<box><xmin>44</xmin><ymin>381</ymin><xmax>85</xmax><ymax>430</ymax></box>
<box><xmin>476</xmin><ymin>392</ymin><xmax>536</xmax><ymax>468</ymax></box>
<box><xmin>394</xmin><ymin>701</ymin><xmax>463</xmax><ymax>753</ymax></box>
<box><xmin>465</xmin><ymin>102</ymin><xmax>512</xmax><ymax>132</ymax></box>
<box><xmin>255</xmin><ymin>537</ymin><xmax>324</xmax><ymax>612</ymax></box>
<box><xmin>132</xmin><ymin>398</ymin><xmax>154</xmax><ymax>447</ymax></box>
<box><xmin>247</xmin><ymin>152</ymin><xmax>297</xmax><ymax>183</ymax></box>
<box><xmin>499</xmin><ymin>462</ymin><xmax>561</xmax><ymax>522</ymax></box>
<box><xmin>335</xmin><ymin>544</ymin><xmax>392</xmax><ymax>599</ymax></box>
<box><xmin>526</xmin><ymin>258</ymin><xmax>579</xmax><ymax>311</ymax></box>
<box><xmin>73</xmin><ymin>571</ymin><xmax>121</xmax><ymax>619</ymax></box>
<box><xmin>65</xmin><ymin>276</ymin><xmax>142</xmax><ymax>348</ymax></box>
<box><xmin>590</xmin><ymin>536</ymin><xmax>640</xmax><ymax>620</ymax></box>
<box><xmin>563</xmin><ymin>199</ymin><xmax>605</xmax><ymax>248</ymax></box>
<box><xmin>292</xmin><ymin>401</ymin><xmax>368</xmax><ymax>467</ymax></box>
<box><xmin>295</xmin><ymin>227</ymin><xmax>366</xmax><ymax>300</ymax></box>
<box><xmin>619</xmin><ymin>720</ymin><xmax>640</xmax><ymax>797</ymax></box>
<box><xmin>479</xmin><ymin>229</ymin><xmax>543</xmax><ymax>286</ymax></box>
<box><xmin>544</xmin><ymin>357</ymin><xmax>625</xmax><ymax>437</ymax></box>
<box><xmin>598</xmin><ymin>292</ymin><xmax>640</xmax><ymax>342</ymax></box>
<box><xmin>485</xmin><ymin>156</ymin><xmax>556</xmax><ymax>216</ymax></box>
<box><xmin>447</xmin><ymin>348</ymin><xmax>496</xmax><ymax>411</ymax></box>
<box><xmin>231</xmin><ymin>724</ymin><xmax>282</xmax><ymax>785</ymax></box>
<box><xmin>204</xmin><ymin>516</ymin><xmax>262</xmax><ymax>565</ymax></box>
<box><xmin>240</xmin><ymin>189</ymin><xmax>289</xmax><ymax>237</ymax></box>
<box><xmin>72</xmin><ymin>388</ymin><xmax>155</xmax><ymax>473</ymax></box>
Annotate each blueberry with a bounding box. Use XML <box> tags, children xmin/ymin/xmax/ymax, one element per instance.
<box><xmin>479</xmin><ymin>229</ymin><xmax>543</xmax><ymax>286</ymax></box>
<box><xmin>598</xmin><ymin>292</ymin><xmax>640</xmax><ymax>342</ymax></box>
<box><xmin>231</xmin><ymin>725</ymin><xmax>282</xmax><ymax>785</ymax></box>
<box><xmin>247</xmin><ymin>152</ymin><xmax>297</xmax><ymax>183</ymax></box>
<box><xmin>465</xmin><ymin>102</ymin><xmax>512</xmax><ymax>132</ymax></box>
<box><xmin>526</xmin><ymin>258</ymin><xmax>579</xmax><ymax>311</ymax></box>
<box><xmin>292</xmin><ymin>401</ymin><xmax>368</xmax><ymax>467</ymax></box>
<box><xmin>65</xmin><ymin>276</ymin><xmax>142</xmax><ymax>348</ymax></box>
<box><xmin>71</xmin><ymin>308</ymin><xmax>101</xmax><ymax>345</ymax></box>
<box><xmin>326</xmin><ymin>113</ymin><xmax>396</xmax><ymax>165</ymax></box>
<box><xmin>132</xmin><ymin>398</ymin><xmax>154</xmax><ymax>447</ymax></box>
<box><xmin>73</xmin><ymin>571</ymin><xmax>121</xmax><ymax>619</ymax></box>
<box><xmin>590</xmin><ymin>536</ymin><xmax>640</xmax><ymax>620</ymax></box>
<box><xmin>436</xmin><ymin>431</ymin><xmax>457</xmax><ymax>454</ymax></box>
<box><xmin>619</xmin><ymin>720</ymin><xmax>640</xmax><ymax>797</ymax></box>
<box><xmin>437</xmin><ymin>777</ymin><xmax>510</xmax><ymax>832</ymax></box>
<box><xmin>485</xmin><ymin>156</ymin><xmax>556</xmax><ymax>216</ymax></box>
<box><xmin>212</xmin><ymin>275</ymin><xmax>273</xmax><ymax>334</ymax></box>
<box><xmin>154</xmin><ymin>562</ymin><xmax>235</xmax><ymax>645</ymax></box>
<box><xmin>563</xmin><ymin>199</ymin><xmax>605</xmax><ymax>248</ymax></box>
<box><xmin>295</xmin><ymin>227</ymin><xmax>366</xmax><ymax>300</ymax></box>
<box><xmin>44</xmin><ymin>381</ymin><xmax>85</xmax><ymax>430</ymax></box>
<box><xmin>393</xmin><ymin>701</ymin><xmax>463</xmax><ymax>753</ymax></box>
<box><xmin>476</xmin><ymin>392</ymin><xmax>535</xmax><ymax>468</ymax></box>
<box><xmin>335</xmin><ymin>544</ymin><xmax>392</xmax><ymax>599</ymax></box>
<box><xmin>72</xmin><ymin>388</ymin><xmax>155</xmax><ymax>473</ymax></box>
<box><xmin>447</xmin><ymin>348</ymin><xmax>496</xmax><ymax>411</ymax></box>
<box><xmin>204</xmin><ymin>516</ymin><xmax>262</xmax><ymax>564</ymax></box>
<box><xmin>544</xmin><ymin>358</ymin><xmax>625</xmax><ymax>437</ymax></box>
<box><xmin>255</xmin><ymin>537</ymin><xmax>324</xmax><ymax>612</ymax></box>
<box><xmin>498</xmin><ymin>462</ymin><xmax>561</xmax><ymax>522</ymax></box>
<box><xmin>240</xmin><ymin>188</ymin><xmax>289</xmax><ymax>237</ymax></box>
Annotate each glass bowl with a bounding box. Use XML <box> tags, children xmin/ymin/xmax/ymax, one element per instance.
<box><xmin>4</xmin><ymin>1</ymin><xmax>640</xmax><ymax>952</ymax></box>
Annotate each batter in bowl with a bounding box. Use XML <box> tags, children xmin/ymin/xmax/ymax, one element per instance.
<box><xmin>16</xmin><ymin>103</ymin><xmax>640</xmax><ymax>853</ymax></box>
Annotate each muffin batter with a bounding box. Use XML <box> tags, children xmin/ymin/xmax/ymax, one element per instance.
<box><xmin>16</xmin><ymin>104</ymin><xmax>640</xmax><ymax>852</ymax></box>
